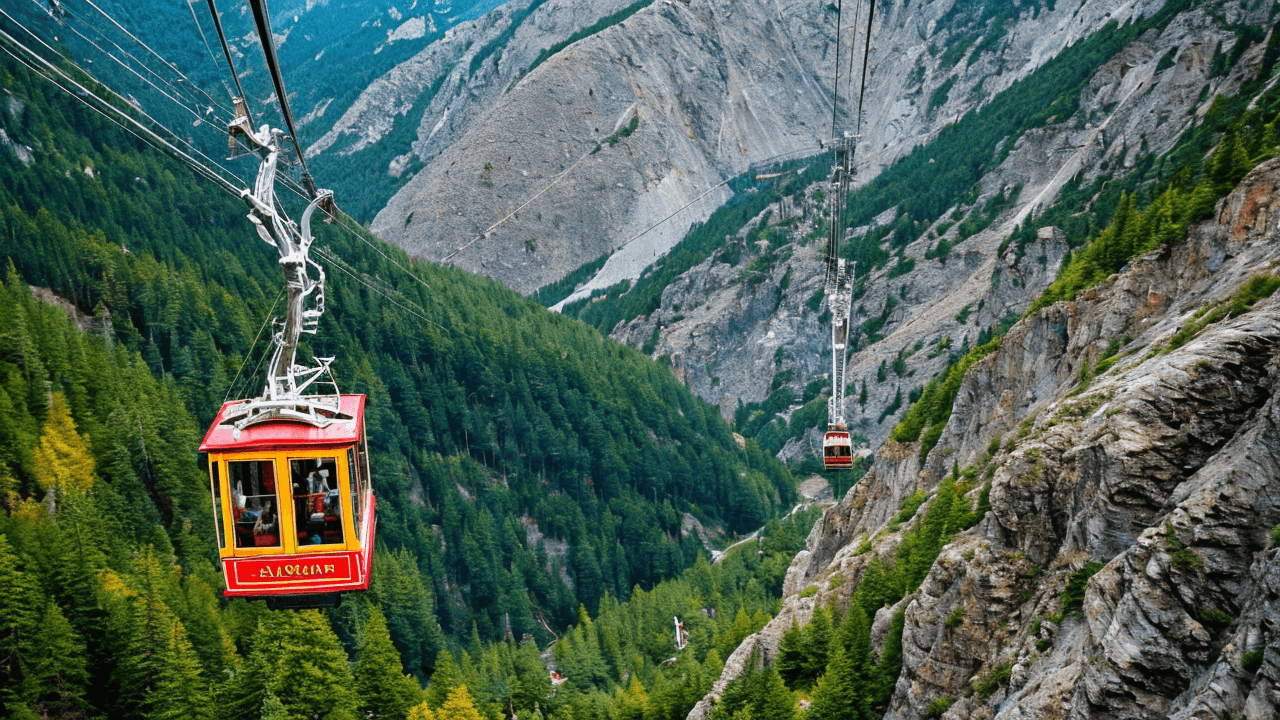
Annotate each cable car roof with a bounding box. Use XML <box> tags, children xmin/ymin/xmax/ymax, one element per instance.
<box><xmin>200</xmin><ymin>394</ymin><xmax>366</xmax><ymax>452</ymax></box>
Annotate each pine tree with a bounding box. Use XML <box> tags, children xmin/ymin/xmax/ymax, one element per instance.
<box><xmin>31</xmin><ymin>393</ymin><xmax>96</xmax><ymax>493</ymax></box>
<box><xmin>407</xmin><ymin>701</ymin><xmax>437</xmax><ymax>720</ymax></box>
<box><xmin>108</xmin><ymin>550</ymin><xmax>180</xmax><ymax>720</ymax></box>
<box><xmin>147</xmin><ymin>619</ymin><xmax>213</xmax><ymax>720</ymax></box>
<box><xmin>180</xmin><ymin>573</ymin><xmax>236</xmax><ymax>678</ymax></box>
<box><xmin>747</xmin><ymin>665</ymin><xmax>795</xmax><ymax>720</ymax></box>
<box><xmin>0</xmin><ymin>535</ymin><xmax>42</xmax><ymax>710</ymax></box>
<box><xmin>265</xmin><ymin>611</ymin><xmax>360</xmax><ymax>720</ymax></box>
<box><xmin>800</xmin><ymin>607</ymin><xmax>831</xmax><ymax>687</ymax></box>
<box><xmin>775</xmin><ymin>620</ymin><xmax>805</xmax><ymax>687</ymax></box>
<box><xmin>871</xmin><ymin>608</ymin><xmax>906</xmax><ymax>710</ymax></box>
<box><xmin>718</xmin><ymin>608</ymin><xmax>756</xmax><ymax>659</ymax></box>
<box><xmin>510</xmin><ymin>636</ymin><xmax>551</xmax><ymax>714</ymax></box>
<box><xmin>26</xmin><ymin>600</ymin><xmax>88</xmax><ymax>718</ymax></box>
<box><xmin>372</xmin><ymin>547</ymin><xmax>445</xmax><ymax>674</ymax></box>
<box><xmin>436</xmin><ymin>686</ymin><xmax>485</xmax><ymax>720</ymax></box>
<box><xmin>356</xmin><ymin>606</ymin><xmax>424</xmax><ymax>719</ymax></box>
<box><xmin>1209</xmin><ymin>131</ymin><xmax>1251</xmax><ymax>192</ymax></box>
<box><xmin>806</xmin><ymin>646</ymin><xmax>859</xmax><ymax>720</ymax></box>
<box><xmin>426</xmin><ymin>651</ymin><xmax>463</xmax><ymax>709</ymax></box>
<box><xmin>260</xmin><ymin>692</ymin><xmax>289</xmax><ymax>720</ymax></box>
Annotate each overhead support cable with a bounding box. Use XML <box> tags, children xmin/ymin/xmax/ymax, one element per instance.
<box><xmin>829</xmin><ymin>0</ymin><xmax>844</xmax><ymax>144</ymax></box>
<box><xmin>2</xmin><ymin>8</ymin><xmax>250</xmax><ymax>189</ymax></box>
<box><xmin>204</xmin><ymin>0</ymin><xmax>253</xmax><ymax>128</ymax></box>
<box><xmin>0</xmin><ymin>26</ymin><xmax>242</xmax><ymax>197</ymax></box>
<box><xmin>245</xmin><ymin>0</ymin><xmax>317</xmax><ymax>198</ymax></box>
<box><xmin>48</xmin><ymin>11</ymin><xmax>218</xmax><ymax>126</ymax></box>
<box><xmin>76</xmin><ymin>0</ymin><xmax>227</xmax><ymax>112</ymax></box>
<box><xmin>26</xmin><ymin>0</ymin><xmax>233</xmax><ymax>122</ymax></box>
<box><xmin>186</xmin><ymin>0</ymin><xmax>234</xmax><ymax>102</ymax></box>
<box><xmin>855</xmin><ymin>0</ymin><xmax>876</xmax><ymax>138</ymax></box>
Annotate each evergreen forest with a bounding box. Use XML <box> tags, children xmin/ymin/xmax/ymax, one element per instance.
<box><xmin>0</xmin><ymin>46</ymin><xmax>803</xmax><ymax>719</ymax></box>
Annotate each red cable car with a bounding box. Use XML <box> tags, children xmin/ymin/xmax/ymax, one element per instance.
<box><xmin>201</xmin><ymin>395</ymin><xmax>375</xmax><ymax>604</ymax></box>
<box><xmin>823</xmin><ymin>425</ymin><xmax>853</xmax><ymax>470</ymax></box>
<box><xmin>201</xmin><ymin>83</ymin><xmax>377</xmax><ymax>606</ymax></box>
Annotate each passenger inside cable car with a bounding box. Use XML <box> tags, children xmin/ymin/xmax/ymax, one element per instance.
<box><xmin>230</xmin><ymin>459</ymin><xmax>279</xmax><ymax>548</ymax></box>
<box><xmin>290</xmin><ymin>457</ymin><xmax>343</xmax><ymax>546</ymax></box>
<box><xmin>824</xmin><ymin>443</ymin><xmax>853</xmax><ymax>459</ymax></box>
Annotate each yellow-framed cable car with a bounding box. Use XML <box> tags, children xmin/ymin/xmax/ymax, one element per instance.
<box><xmin>200</xmin><ymin>395</ymin><xmax>375</xmax><ymax>604</ymax></box>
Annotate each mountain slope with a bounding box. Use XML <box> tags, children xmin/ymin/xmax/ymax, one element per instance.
<box><xmin>585</xmin><ymin>0</ymin><xmax>1275</xmax><ymax>460</ymax></box>
<box><xmin>362</xmin><ymin>0</ymin><xmax>1191</xmax><ymax>296</ymax></box>
<box><xmin>0</xmin><ymin>45</ymin><xmax>793</xmax><ymax>661</ymax></box>
<box><xmin>681</xmin><ymin>11</ymin><xmax>1280</xmax><ymax>718</ymax></box>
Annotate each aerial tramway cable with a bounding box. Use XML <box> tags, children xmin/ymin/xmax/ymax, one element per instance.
<box><xmin>75</xmin><ymin>0</ymin><xmax>229</xmax><ymax>115</ymax></box>
<box><xmin>24</xmin><ymin>0</ymin><xmax>235</xmax><ymax>125</ymax></box>
<box><xmin>204</xmin><ymin>0</ymin><xmax>253</xmax><ymax>131</ymax></box>
<box><xmin>820</xmin><ymin>0</ymin><xmax>876</xmax><ymax>471</ymax></box>
<box><xmin>0</xmin><ymin>9</ymin><xmax>255</xmax><ymax>192</ymax></box>
<box><xmin>185</xmin><ymin>0</ymin><xmax>234</xmax><ymax>103</ymax></box>
<box><xmin>855</xmin><ymin>0</ymin><xmax>876</xmax><ymax>136</ymax></box>
<box><xmin>245</xmin><ymin>0</ymin><xmax>319</xmax><ymax>198</ymax></box>
<box><xmin>0</xmin><ymin>26</ymin><xmax>243</xmax><ymax>196</ymax></box>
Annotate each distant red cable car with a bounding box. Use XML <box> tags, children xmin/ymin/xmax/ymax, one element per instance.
<box><xmin>823</xmin><ymin>425</ymin><xmax>853</xmax><ymax>470</ymax></box>
<box><xmin>200</xmin><ymin>396</ymin><xmax>375</xmax><ymax>605</ymax></box>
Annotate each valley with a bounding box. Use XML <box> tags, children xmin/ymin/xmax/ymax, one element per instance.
<box><xmin>2</xmin><ymin>0</ymin><xmax>1280</xmax><ymax>719</ymax></box>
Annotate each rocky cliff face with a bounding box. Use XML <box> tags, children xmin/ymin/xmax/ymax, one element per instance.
<box><xmin>686</xmin><ymin>83</ymin><xmax>1280</xmax><ymax>720</ymax></box>
<box><xmin>336</xmin><ymin>0</ymin><xmax>1187</xmax><ymax>295</ymax></box>
<box><xmin>611</xmin><ymin>0</ymin><xmax>1262</xmax><ymax>450</ymax></box>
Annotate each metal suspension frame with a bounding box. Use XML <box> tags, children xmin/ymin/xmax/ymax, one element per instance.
<box><xmin>217</xmin><ymin>121</ymin><xmax>346</xmax><ymax>434</ymax></box>
<box><xmin>208</xmin><ymin>0</ymin><xmax>344</xmax><ymax>434</ymax></box>
<box><xmin>822</xmin><ymin>0</ymin><xmax>875</xmax><ymax>436</ymax></box>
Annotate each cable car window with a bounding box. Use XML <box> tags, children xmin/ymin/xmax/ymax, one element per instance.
<box><xmin>210</xmin><ymin>461</ymin><xmax>224</xmax><ymax>549</ymax></box>
<box><xmin>290</xmin><ymin>458</ymin><xmax>343</xmax><ymax>546</ymax></box>
<box><xmin>347</xmin><ymin>447</ymin><xmax>362</xmax><ymax>538</ymax></box>
<box><xmin>228</xmin><ymin>460</ymin><xmax>280</xmax><ymax>549</ymax></box>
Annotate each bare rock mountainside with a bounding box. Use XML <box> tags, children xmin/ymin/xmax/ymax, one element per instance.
<box><xmin>328</xmin><ymin>0</ymin><xmax>1182</xmax><ymax>295</ymax></box>
<box><xmin>685</xmin><ymin>58</ymin><xmax>1280</xmax><ymax>720</ymax></box>
<box><xmin>605</xmin><ymin>0</ymin><xmax>1275</xmax><ymax>458</ymax></box>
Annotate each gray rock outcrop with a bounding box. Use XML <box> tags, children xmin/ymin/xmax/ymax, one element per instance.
<box><xmin>334</xmin><ymin>0</ymin><xmax>1190</xmax><ymax>294</ymax></box>
<box><xmin>686</xmin><ymin>81</ymin><xmax>1280</xmax><ymax>720</ymax></box>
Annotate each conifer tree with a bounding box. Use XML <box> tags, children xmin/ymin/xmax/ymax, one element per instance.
<box><xmin>264</xmin><ymin>611</ymin><xmax>360</xmax><ymax>720</ymax></box>
<box><xmin>437</xmin><ymin>686</ymin><xmax>485</xmax><ymax>720</ymax></box>
<box><xmin>426</xmin><ymin>651</ymin><xmax>463</xmax><ymax>709</ymax></box>
<box><xmin>747</xmin><ymin>665</ymin><xmax>795</xmax><ymax>720</ymax></box>
<box><xmin>372</xmin><ymin>547</ymin><xmax>445</xmax><ymax>674</ymax></box>
<box><xmin>180</xmin><ymin>573</ymin><xmax>237</xmax><ymax>678</ymax></box>
<box><xmin>260</xmin><ymin>692</ymin><xmax>289</xmax><ymax>720</ymax></box>
<box><xmin>800</xmin><ymin>607</ymin><xmax>831</xmax><ymax>687</ymax></box>
<box><xmin>356</xmin><ymin>606</ymin><xmax>424</xmax><ymax>719</ymax></box>
<box><xmin>871</xmin><ymin>608</ymin><xmax>906</xmax><ymax>709</ymax></box>
<box><xmin>775</xmin><ymin>620</ymin><xmax>804</xmax><ymax>687</ymax></box>
<box><xmin>31</xmin><ymin>393</ymin><xmax>95</xmax><ymax>493</ymax></box>
<box><xmin>407</xmin><ymin>701</ymin><xmax>437</xmax><ymax>720</ymax></box>
<box><xmin>26</xmin><ymin>600</ymin><xmax>88</xmax><ymax>718</ymax></box>
<box><xmin>510</xmin><ymin>636</ymin><xmax>551</xmax><ymax>714</ymax></box>
<box><xmin>718</xmin><ymin>608</ymin><xmax>756</xmax><ymax>659</ymax></box>
<box><xmin>806</xmin><ymin>646</ymin><xmax>863</xmax><ymax>720</ymax></box>
<box><xmin>1210</xmin><ymin>131</ymin><xmax>1251</xmax><ymax>192</ymax></box>
<box><xmin>0</xmin><ymin>535</ymin><xmax>42</xmax><ymax>712</ymax></box>
<box><xmin>148</xmin><ymin>619</ymin><xmax>213</xmax><ymax>720</ymax></box>
<box><xmin>108</xmin><ymin>550</ymin><xmax>182</xmax><ymax>720</ymax></box>
<box><xmin>613</xmin><ymin>676</ymin><xmax>647</xmax><ymax>720</ymax></box>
